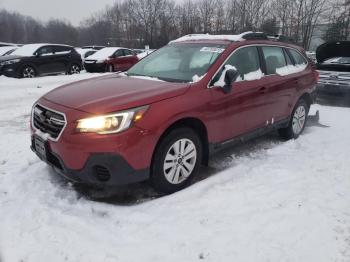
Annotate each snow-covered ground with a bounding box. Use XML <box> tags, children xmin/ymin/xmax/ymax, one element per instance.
<box><xmin>0</xmin><ymin>73</ymin><xmax>349</xmax><ymax>262</ymax></box>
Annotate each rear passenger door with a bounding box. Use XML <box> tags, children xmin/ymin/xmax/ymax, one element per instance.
<box><xmin>260</xmin><ymin>46</ymin><xmax>301</xmax><ymax>122</ymax></box>
<box><xmin>52</xmin><ymin>45</ymin><xmax>72</xmax><ymax>73</ymax></box>
<box><xmin>210</xmin><ymin>46</ymin><xmax>271</xmax><ymax>140</ymax></box>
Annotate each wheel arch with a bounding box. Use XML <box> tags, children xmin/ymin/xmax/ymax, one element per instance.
<box><xmin>152</xmin><ymin>117</ymin><xmax>210</xmax><ymax>168</ymax></box>
<box><xmin>299</xmin><ymin>92</ymin><xmax>313</xmax><ymax>108</ymax></box>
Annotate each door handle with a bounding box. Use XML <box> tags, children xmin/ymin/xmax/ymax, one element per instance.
<box><xmin>258</xmin><ymin>87</ymin><xmax>268</xmax><ymax>94</ymax></box>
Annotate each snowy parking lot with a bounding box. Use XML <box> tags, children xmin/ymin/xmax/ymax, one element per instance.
<box><xmin>0</xmin><ymin>73</ymin><xmax>349</xmax><ymax>262</ymax></box>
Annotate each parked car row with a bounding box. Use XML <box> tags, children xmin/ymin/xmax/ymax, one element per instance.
<box><xmin>0</xmin><ymin>42</ymin><xmax>153</xmax><ymax>78</ymax></box>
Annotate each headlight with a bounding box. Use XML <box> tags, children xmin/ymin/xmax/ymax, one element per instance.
<box><xmin>0</xmin><ymin>59</ymin><xmax>21</xmax><ymax>66</ymax></box>
<box><xmin>76</xmin><ymin>105</ymin><xmax>149</xmax><ymax>134</ymax></box>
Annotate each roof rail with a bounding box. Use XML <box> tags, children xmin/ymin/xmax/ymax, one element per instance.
<box><xmin>267</xmin><ymin>34</ymin><xmax>294</xmax><ymax>43</ymax></box>
<box><xmin>241</xmin><ymin>32</ymin><xmax>268</xmax><ymax>40</ymax></box>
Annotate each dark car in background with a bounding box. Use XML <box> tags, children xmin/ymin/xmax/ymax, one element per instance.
<box><xmin>0</xmin><ymin>44</ymin><xmax>82</xmax><ymax>78</ymax></box>
<box><xmin>84</xmin><ymin>47</ymin><xmax>139</xmax><ymax>73</ymax></box>
<box><xmin>316</xmin><ymin>41</ymin><xmax>350</xmax><ymax>102</ymax></box>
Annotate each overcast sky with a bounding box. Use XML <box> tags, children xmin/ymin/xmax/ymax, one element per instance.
<box><xmin>0</xmin><ymin>0</ymin><xmax>120</xmax><ymax>25</ymax></box>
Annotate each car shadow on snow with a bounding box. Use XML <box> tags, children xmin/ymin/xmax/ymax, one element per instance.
<box><xmin>54</xmin><ymin>115</ymin><xmax>325</xmax><ymax>205</ymax></box>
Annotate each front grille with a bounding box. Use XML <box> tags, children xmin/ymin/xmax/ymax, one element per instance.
<box><xmin>33</xmin><ymin>104</ymin><xmax>66</xmax><ymax>140</ymax></box>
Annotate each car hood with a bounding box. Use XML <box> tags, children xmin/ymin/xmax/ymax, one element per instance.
<box><xmin>316</xmin><ymin>41</ymin><xmax>350</xmax><ymax>63</ymax></box>
<box><xmin>0</xmin><ymin>55</ymin><xmax>23</xmax><ymax>61</ymax></box>
<box><xmin>43</xmin><ymin>74</ymin><xmax>190</xmax><ymax>114</ymax></box>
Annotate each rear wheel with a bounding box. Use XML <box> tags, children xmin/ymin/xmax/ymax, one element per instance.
<box><xmin>278</xmin><ymin>99</ymin><xmax>309</xmax><ymax>139</ymax></box>
<box><xmin>21</xmin><ymin>65</ymin><xmax>36</xmax><ymax>78</ymax></box>
<box><xmin>151</xmin><ymin>128</ymin><xmax>202</xmax><ymax>194</ymax></box>
<box><xmin>68</xmin><ymin>64</ymin><xmax>81</xmax><ymax>75</ymax></box>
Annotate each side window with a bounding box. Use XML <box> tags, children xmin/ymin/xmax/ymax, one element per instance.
<box><xmin>283</xmin><ymin>49</ymin><xmax>293</xmax><ymax>65</ymax></box>
<box><xmin>113</xmin><ymin>50</ymin><xmax>124</xmax><ymax>57</ymax></box>
<box><xmin>289</xmin><ymin>49</ymin><xmax>307</xmax><ymax>65</ymax></box>
<box><xmin>262</xmin><ymin>46</ymin><xmax>287</xmax><ymax>75</ymax></box>
<box><xmin>53</xmin><ymin>46</ymin><xmax>71</xmax><ymax>55</ymax></box>
<box><xmin>123</xmin><ymin>49</ymin><xmax>133</xmax><ymax>56</ymax></box>
<box><xmin>37</xmin><ymin>46</ymin><xmax>54</xmax><ymax>56</ymax></box>
<box><xmin>224</xmin><ymin>46</ymin><xmax>261</xmax><ymax>80</ymax></box>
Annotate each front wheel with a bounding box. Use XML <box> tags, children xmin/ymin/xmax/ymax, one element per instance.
<box><xmin>151</xmin><ymin>128</ymin><xmax>202</xmax><ymax>194</ymax></box>
<box><xmin>278</xmin><ymin>99</ymin><xmax>309</xmax><ymax>139</ymax></box>
<box><xmin>21</xmin><ymin>65</ymin><xmax>36</xmax><ymax>78</ymax></box>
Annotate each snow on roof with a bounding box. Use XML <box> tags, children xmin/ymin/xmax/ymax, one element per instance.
<box><xmin>170</xmin><ymin>32</ymin><xmax>254</xmax><ymax>44</ymax></box>
<box><xmin>87</xmin><ymin>47</ymin><xmax>122</xmax><ymax>60</ymax></box>
<box><xmin>11</xmin><ymin>44</ymin><xmax>48</xmax><ymax>56</ymax></box>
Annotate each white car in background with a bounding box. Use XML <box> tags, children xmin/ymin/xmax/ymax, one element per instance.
<box><xmin>0</xmin><ymin>46</ymin><xmax>18</xmax><ymax>56</ymax></box>
<box><xmin>75</xmin><ymin>48</ymin><xmax>98</xmax><ymax>62</ymax></box>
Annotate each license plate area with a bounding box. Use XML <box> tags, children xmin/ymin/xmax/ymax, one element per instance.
<box><xmin>34</xmin><ymin>136</ymin><xmax>47</xmax><ymax>160</ymax></box>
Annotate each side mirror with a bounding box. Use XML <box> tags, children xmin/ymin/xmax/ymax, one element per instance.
<box><xmin>222</xmin><ymin>69</ymin><xmax>239</xmax><ymax>94</ymax></box>
<box><xmin>35</xmin><ymin>52</ymin><xmax>40</xmax><ymax>57</ymax></box>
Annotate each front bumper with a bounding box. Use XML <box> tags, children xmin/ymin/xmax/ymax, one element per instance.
<box><xmin>31</xmin><ymin>138</ymin><xmax>149</xmax><ymax>186</ymax></box>
<box><xmin>30</xmin><ymin>99</ymin><xmax>158</xmax><ymax>186</ymax></box>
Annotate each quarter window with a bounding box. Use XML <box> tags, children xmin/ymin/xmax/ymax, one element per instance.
<box><xmin>224</xmin><ymin>46</ymin><xmax>261</xmax><ymax>80</ymax></box>
<box><xmin>289</xmin><ymin>49</ymin><xmax>307</xmax><ymax>65</ymax></box>
<box><xmin>262</xmin><ymin>46</ymin><xmax>287</xmax><ymax>75</ymax></box>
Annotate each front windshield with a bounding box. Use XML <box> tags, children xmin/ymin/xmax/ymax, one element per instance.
<box><xmin>127</xmin><ymin>43</ymin><xmax>227</xmax><ymax>82</ymax></box>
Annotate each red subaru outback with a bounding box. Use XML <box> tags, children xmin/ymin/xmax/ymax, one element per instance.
<box><xmin>31</xmin><ymin>32</ymin><xmax>317</xmax><ymax>193</ymax></box>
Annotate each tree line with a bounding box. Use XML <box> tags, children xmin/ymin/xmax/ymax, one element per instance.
<box><xmin>0</xmin><ymin>0</ymin><xmax>349</xmax><ymax>50</ymax></box>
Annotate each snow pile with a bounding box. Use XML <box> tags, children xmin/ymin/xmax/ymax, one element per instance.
<box><xmin>0</xmin><ymin>73</ymin><xmax>349</xmax><ymax>261</ymax></box>
<box><xmin>276</xmin><ymin>64</ymin><xmax>307</xmax><ymax>76</ymax></box>
<box><xmin>191</xmin><ymin>74</ymin><xmax>206</xmax><ymax>83</ymax></box>
<box><xmin>238</xmin><ymin>69</ymin><xmax>264</xmax><ymax>82</ymax></box>
<box><xmin>170</xmin><ymin>32</ymin><xmax>252</xmax><ymax>43</ymax></box>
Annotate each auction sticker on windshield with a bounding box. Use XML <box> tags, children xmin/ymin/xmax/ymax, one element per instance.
<box><xmin>200</xmin><ymin>47</ymin><xmax>225</xmax><ymax>53</ymax></box>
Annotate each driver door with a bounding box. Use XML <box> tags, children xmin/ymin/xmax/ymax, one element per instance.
<box><xmin>209</xmin><ymin>46</ymin><xmax>271</xmax><ymax>141</ymax></box>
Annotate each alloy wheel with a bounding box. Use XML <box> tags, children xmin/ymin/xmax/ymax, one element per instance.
<box><xmin>22</xmin><ymin>66</ymin><xmax>35</xmax><ymax>78</ymax></box>
<box><xmin>292</xmin><ymin>105</ymin><xmax>306</xmax><ymax>135</ymax></box>
<box><xmin>163</xmin><ymin>138</ymin><xmax>197</xmax><ymax>185</ymax></box>
<box><xmin>70</xmin><ymin>64</ymin><xmax>80</xmax><ymax>74</ymax></box>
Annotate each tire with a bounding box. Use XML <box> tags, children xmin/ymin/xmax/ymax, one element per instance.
<box><xmin>68</xmin><ymin>64</ymin><xmax>81</xmax><ymax>75</ymax></box>
<box><xmin>278</xmin><ymin>99</ymin><xmax>309</xmax><ymax>140</ymax></box>
<box><xmin>151</xmin><ymin>128</ymin><xmax>203</xmax><ymax>194</ymax></box>
<box><xmin>106</xmin><ymin>64</ymin><xmax>114</xmax><ymax>72</ymax></box>
<box><xmin>21</xmin><ymin>65</ymin><xmax>36</xmax><ymax>78</ymax></box>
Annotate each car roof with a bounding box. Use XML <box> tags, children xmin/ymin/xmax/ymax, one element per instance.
<box><xmin>170</xmin><ymin>32</ymin><xmax>303</xmax><ymax>51</ymax></box>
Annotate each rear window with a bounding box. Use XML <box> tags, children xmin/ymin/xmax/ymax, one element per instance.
<box><xmin>262</xmin><ymin>46</ymin><xmax>287</xmax><ymax>75</ymax></box>
<box><xmin>53</xmin><ymin>46</ymin><xmax>72</xmax><ymax>55</ymax></box>
<box><xmin>289</xmin><ymin>49</ymin><xmax>307</xmax><ymax>65</ymax></box>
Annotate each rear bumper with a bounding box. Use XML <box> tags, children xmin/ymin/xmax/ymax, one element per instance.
<box><xmin>31</xmin><ymin>138</ymin><xmax>150</xmax><ymax>186</ymax></box>
<box><xmin>84</xmin><ymin>62</ymin><xmax>106</xmax><ymax>73</ymax></box>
